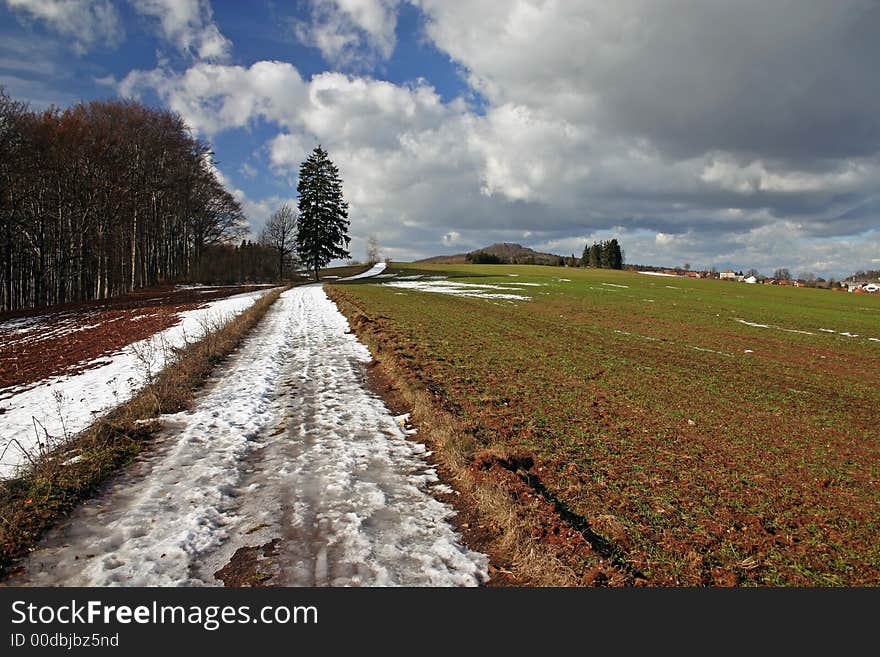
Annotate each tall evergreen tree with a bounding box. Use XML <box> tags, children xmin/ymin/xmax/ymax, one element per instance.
<box><xmin>599</xmin><ymin>240</ymin><xmax>611</xmax><ymax>268</ymax></box>
<box><xmin>588</xmin><ymin>242</ymin><xmax>601</xmax><ymax>268</ymax></box>
<box><xmin>608</xmin><ymin>238</ymin><xmax>623</xmax><ymax>269</ymax></box>
<box><xmin>296</xmin><ymin>146</ymin><xmax>350</xmax><ymax>281</ymax></box>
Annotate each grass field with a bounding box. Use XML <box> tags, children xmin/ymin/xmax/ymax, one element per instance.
<box><xmin>330</xmin><ymin>263</ymin><xmax>880</xmax><ymax>586</ymax></box>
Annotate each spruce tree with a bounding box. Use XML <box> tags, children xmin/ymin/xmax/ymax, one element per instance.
<box><xmin>599</xmin><ymin>240</ymin><xmax>611</xmax><ymax>268</ymax></box>
<box><xmin>296</xmin><ymin>146</ymin><xmax>350</xmax><ymax>280</ymax></box>
<box><xmin>588</xmin><ymin>242</ymin><xmax>601</xmax><ymax>268</ymax></box>
<box><xmin>608</xmin><ymin>238</ymin><xmax>623</xmax><ymax>269</ymax></box>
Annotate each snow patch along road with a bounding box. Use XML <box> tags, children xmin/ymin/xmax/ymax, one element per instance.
<box><xmin>0</xmin><ymin>288</ymin><xmax>275</xmax><ymax>479</ymax></box>
<box><xmin>10</xmin><ymin>284</ymin><xmax>487</xmax><ymax>587</ymax></box>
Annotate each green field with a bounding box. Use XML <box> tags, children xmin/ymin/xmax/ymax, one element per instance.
<box><xmin>330</xmin><ymin>263</ymin><xmax>880</xmax><ymax>585</ymax></box>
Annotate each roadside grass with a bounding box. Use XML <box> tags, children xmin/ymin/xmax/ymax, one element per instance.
<box><xmin>329</xmin><ymin>263</ymin><xmax>880</xmax><ymax>586</ymax></box>
<box><xmin>0</xmin><ymin>286</ymin><xmax>286</xmax><ymax>577</ymax></box>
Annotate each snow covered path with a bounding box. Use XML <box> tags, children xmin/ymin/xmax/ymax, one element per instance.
<box><xmin>338</xmin><ymin>261</ymin><xmax>386</xmax><ymax>280</ymax></box>
<box><xmin>0</xmin><ymin>288</ymin><xmax>275</xmax><ymax>479</ymax></box>
<box><xmin>8</xmin><ymin>284</ymin><xmax>487</xmax><ymax>587</ymax></box>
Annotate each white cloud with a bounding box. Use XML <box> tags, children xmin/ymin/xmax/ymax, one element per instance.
<box><xmin>119</xmin><ymin>61</ymin><xmax>308</xmax><ymax>134</ymax></box>
<box><xmin>293</xmin><ymin>0</ymin><xmax>400</xmax><ymax>67</ymax></box>
<box><xmin>4</xmin><ymin>0</ymin><xmax>123</xmax><ymax>54</ymax></box>
<box><xmin>120</xmin><ymin>1</ymin><xmax>880</xmax><ymax>277</ymax></box>
<box><xmin>129</xmin><ymin>0</ymin><xmax>231</xmax><ymax>61</ymax></box>
<box><xmin>442</xmin><ymin>231</ymin><xmax>460</xmax><ymax>245</ymax></box>
<box><xmin>468</xmin><ymin>103</ymin><xmax>589</xmax><ymax>202</ymax></box>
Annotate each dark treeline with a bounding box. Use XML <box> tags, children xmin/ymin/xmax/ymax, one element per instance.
<box><xmin>466</xmin><ymin>251</ymin><xmax>566</xmax><ymax>266</ymax></box>
<box><xmin>191</xmin><ymin>240</ymin><xmax>280</xmax><ymax>285</ymax></box>
<box><xmin>0</xmin><ymin>88</ymin><xmax>246</xmax><ymax>312</ymax></box>
<box><xmin>582</xmin><ymin>239</ymin><xmax>624</xmax><ymax>269</ymax></box>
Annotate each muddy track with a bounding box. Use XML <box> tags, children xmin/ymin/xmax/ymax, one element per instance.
<box><xmin>6</xmin><ymin>282</ymin><xmax>487</xmax><ymax>587</ymax></box>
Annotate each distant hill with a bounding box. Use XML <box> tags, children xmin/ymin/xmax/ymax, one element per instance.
<box><xmin>416</xmin><ymin>242</ymin><xmax>564</xmax><ymax>266</ymax></box>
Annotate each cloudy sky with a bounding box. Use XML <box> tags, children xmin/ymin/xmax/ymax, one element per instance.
<box><xmin>2</xmin><ymin>1</ymin><xmax>879</xmax><ymax>276</ymax></box>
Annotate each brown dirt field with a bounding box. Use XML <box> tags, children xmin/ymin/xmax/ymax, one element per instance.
<box><xmin>0</xmin><ymin>285</ymin><xmax>272</xmax><ymax>395</ymax></box>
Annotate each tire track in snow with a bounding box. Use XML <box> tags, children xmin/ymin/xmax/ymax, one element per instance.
<box><xmin>7</xmin><ymin>284</ymin><xmax>487</xmax><ymax>587</ymax></box>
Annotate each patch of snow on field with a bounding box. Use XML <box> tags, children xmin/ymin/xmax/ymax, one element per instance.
<box><xmin>1</xmin><ymin>315</ymin><xmax>60</xmax><ymax>333</ymax></box>
<box><xmin>691</xmin><ymin>346</ymin><xmax>732</xmax><ymax>357</ymax></box>
<box><xmin>557</xmin><ymin>278</ymin><xmax>572</xmax><ymax>282</ymax></box>
<box><xmin>0</xmin><ymin>288</ymin><xmax>275</xmax><ymax>479</ymax></box>
<box><xmin>638</xmin><ymin>271</ymin><xmax>678</xmax><ymax>277</ymax></box>
<box><xmin>10</xmin><ymin>319</ymin><xmax>106</xmax><ymax>344</ymax></box>
<box><xmin>507</xmin><ymin>273</ymin><xmax>519</xmax><ymax>277</ymax></box>
<box><xmin>735</xmin><ymin>318</ymin><xmax>771</xmax><ymax>328</ymax></box>
<box><xmin>734</xmin><ymin>318</ymin><xmax>880</xmax><ymax>343</ymax></box>
<box><xmin>602</xmin><ymin>283</ymin><xmax>629</xmax><ymax>288</ymax></box>
<box><xmin>383</xmin><ymin>280</ymin><xmax>531</xmax><ymax>301</ymax></box>
<box><xmin>10</xmin><ymin>285</ymin><xmax>487</xmax><ymax>586</ymax></box>
<box><xmin>338</xmin><ymin>262</ymin><xmax>387</xmax><ymax>280</ymax></box>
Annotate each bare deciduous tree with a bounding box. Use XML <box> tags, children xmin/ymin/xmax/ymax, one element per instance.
<box><xmin>0</xmin><ymin>88</ymin><xmax>246</xmax><ymax>311</ymax></box>
<box><xmin>259</xmin><ymin>204</ymin><xmax>298</xmax><ymax>280</ymax></box>
<box><xmin>366</xmin><ymin>234</ymin><xmax>379</xmax><ymax>265</ymax></box>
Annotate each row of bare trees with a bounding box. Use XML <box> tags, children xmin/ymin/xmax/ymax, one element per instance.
<box><xmin>0</xmin><ymin>88</ymin><xmax>245</xmax><ymax>312</ymax></box>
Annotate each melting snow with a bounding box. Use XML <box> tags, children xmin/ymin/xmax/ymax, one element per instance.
<box><xmin>817</xmin><ymin>328</ymin><xmax>878</xmax><ymax>343</ymax></box>
<box><xmin>735</xmin><ymin>318</ymin><xmax>771</xmax><ymax>328</ymax></box>
<box><xmin>602</xmin><ymin>283</ymin><xmax>629</xmax><ymax>288</ymax></box>
<box><xmin>691</xmin><ymin>346</ymin><xmax>732</xmax><ymax>357</ymax></box>
<box><xmin>9</xmin><ymin>285</ymin><xmax>487</xmax><ymax>587</ymax></box>
<box><xmin>338</xmin><ymin>262</ymin><xmax>387</xmax><ymax>281</ymax></box>
<box><xmin>0</xmin><ymin>288</ymin><xmax>275</xmax><ymax>479</ymax></box>
<box><xmin>383</xmin><ymin>280</ymin><xmax>531</xmax><ymax>301</ymax></box>
<box><xmin>638</xmin><ymin>271</ymin><xmax>678</xmax><ymax>277</ymax></box>
<box><xmin>734</xmin><ymin>319</ymin><xmax>879</xmax><ymax>344</ymax></box>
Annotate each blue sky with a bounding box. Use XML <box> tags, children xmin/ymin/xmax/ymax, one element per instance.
<box><xmin>2</xmin><ymin>1</ymin><xmax>879</xmax><ymax>277</ymax></box>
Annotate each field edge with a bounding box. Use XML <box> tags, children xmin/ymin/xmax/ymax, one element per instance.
<box><xmin>328</xmin><ymin>284</ymin><xmax>643</xmax><ymax>587</ymax></box>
